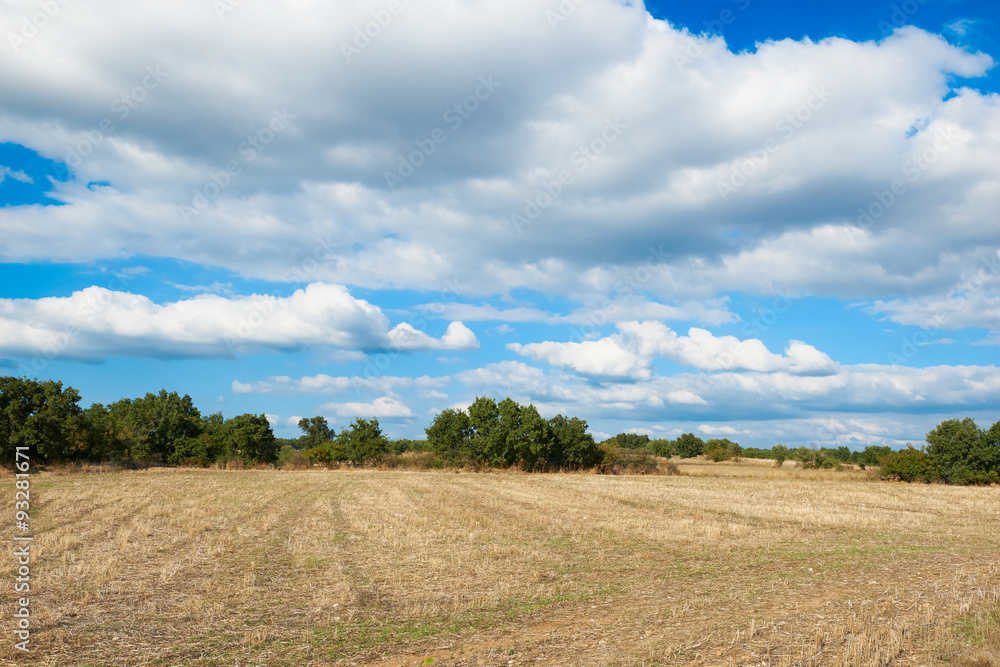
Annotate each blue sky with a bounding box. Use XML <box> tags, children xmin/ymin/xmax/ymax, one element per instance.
<box><xmin>1</xmin><ymin>0</ymin><xmax>999</xmax><ymax>448</ymax></box>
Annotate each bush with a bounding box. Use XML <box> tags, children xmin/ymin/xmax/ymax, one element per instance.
<box><xmin>771</xmin><ymin>444</ymin><xmax>789</xmax><ymax>467</ymax></box>
<box><xmin>879</xmin><ymin>447</ymin><xmax>939</xmax><ymax>483</ymax></box>
<box><xmin>597</xmin><ymin>446</ymin><xmax>659</xmax><ymax>475</ymax></box>
<box><xmin>303</xmin><ymin>440</ymin><xmax>349</xmax><ymax>465</ymax></box>
<box><xmin>647</xmin><ymin>438</ymin><xmax>674</xmax><ymax>457</ymax></box>
<box><xmin>277</xmin><ymin>444</ymin><xmax>310</xmax><ymax>468</ymax></box>
<box><xmin>707</xmin><ymin>447</ymin><xmax>735</xmax><ymax>462</ymax></box>
<box><xmin>377</xmin><ymin>452</ymin><xmax>437</xmax><ymax>470</ymax></box>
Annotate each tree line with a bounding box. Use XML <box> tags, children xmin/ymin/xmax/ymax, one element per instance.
<box><xmin>2</xmin><ymin>376</ymin><xmax>997</xmax><ymax>483</ymax></box>
<box><xmin>0</xmin><ymin>377</ymin><xmax>277</xmax><ymax>466</ymax></box>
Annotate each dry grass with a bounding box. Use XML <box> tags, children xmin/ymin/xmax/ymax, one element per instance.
<box><xmin>1</xmin><ymin>467</ymin><xmax>997</xmax><ymax>666</ymax></box>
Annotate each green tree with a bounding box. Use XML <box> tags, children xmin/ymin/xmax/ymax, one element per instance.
<box><xmin>880</xmin><ymin>446</ymin><xmax>939</xmax><ymax>483</ymax></box>
<box><xmin>0</xmin><ymin>377</ymin><xmax>84</xmax><ymax>463</ymax></box>
<box><xmin>339</xmin><ymin>417</ymin><xmax>388</xmax><ymax>466</ymax></box>
<box><xmin>854</xmin><ymin>444</ymin><xmax>894</xmax><ymax>468</ymax></box>
<box><xmin>219</xmin><ymin>413</ymin><xmax>277</xmax><ymax>465</ymax></box>
<box><xmin>509</xmin><ymin>402</ymin><xmax>553</xmax><ymax>470</ymax></box>
<box><xmin>549</xmin><ymin>415</ymin><xmax>602</xmax><ymax>469</ymax></box>
<box><xmin>829</xmin><ymin>446</ymin><xmax>852</xmax><ymax>462</ymax></box>
<box><xmin>771</xmin><ymin>444</ymin><xmax>789</xmax><ymax>467</ymax></box>
<box><xmin>168</xmin><ymin>412</ymin><xmax>226</xmax><ymax>465</ymax></box>
<box><xmin>675</xmin><ymin>433</ymin><xmax>705</xmax><ymax>458</ymax></box>
<box><xmin>647</xmin><ymin>439</ymin><xmax>674</xmax><ymax>457</ymax></box>
<box><xmin>425</xmin><ymin>408</ymin><xmax>471</xmax><ymax>464</ymax></box>
<box><xmin>926</xmin><ymin>418</ymin><xmax>985</xmax><ymax>483</ymax></box>
<box><xmin>611</xmin><ymin>433</ymin><xmax>651</xmax><ymax>449</ymax></box>
<box><xmin>704</xmin><ymin>438</ymin><xmax>742</xmax><ymax>461</ymax></box>
<box><xmin>297</xmin><ymin>416</ymin><xmax>333</xmax><ymax>449</ymax></box>
<box><xmin>108</xmin><ymin>390</ymin><xmax>203</xmax><ymax>463</ymax></box>
<box><xmin>467</xmin><ymin>396</ymin><xmax>503</xmax><ymax>465</ymax></box>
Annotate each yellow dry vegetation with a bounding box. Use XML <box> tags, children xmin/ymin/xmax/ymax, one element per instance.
<box><xmin>1</xmin><ymin>467</ymin><xmax>998</xmax><ymax>666</ymax></box>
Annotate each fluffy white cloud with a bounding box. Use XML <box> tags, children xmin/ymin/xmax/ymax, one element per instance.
<box><xmin>320</xmin><ymin>396</ymin><xmax>415</xmax><ymax>419</ymax></box>
<box><xmin>0</xmin><ymin>1</ymin><xmax>996</xmax><ymax>311</ymax></box>
<box><xmin>508</xmin><ymin>321</ymin><xmax>837</xmax><ymax>379</ymax></box>
<box><xmin>0</xmin><ymin>282</ymin><xmax>478</xmax><ymax>361</ymax></box>
<box><xmin>867</xmin><ymin>250</ymin><xmax>1000</xmax><ymax>333</ymax></box>
<box><xmin>453</xmin><ymin>360</ymin><xmax>1000</xmax><ymax>425</ymax></box>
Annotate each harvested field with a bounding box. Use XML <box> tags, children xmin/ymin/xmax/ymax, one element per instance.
<box><xmin>2</xmin><ymin>467</ymin><xmax>998</xmax><ymax>666</ymax></box>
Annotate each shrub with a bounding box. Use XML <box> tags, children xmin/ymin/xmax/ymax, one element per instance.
<box><xmin>771</xmin><ymin>444</ymin><xmax>789</xmax><ymax>467</ymax></box>
<box><xmin>647</xmin><ymin>438</ymin><xmax>674</xmax><ymax>457</ymax></box>
<box><xmin>879</xmin><ymin>447</ymin><xmax>939</xmax><ymax>483</ymax></box>
<box><xmin>277</xmin><ymin>444</ymin><xmax>310</xmax><ymax>469</ymax></box>
<box><xmin>597</xmin><ymin>446</ymin><xmax>659</xmax><ymax>475</ymax></box>
<box><xmin>707</xmin><ymin>447</ymin><xmax>735</xmax><ymax>462</ymax></box>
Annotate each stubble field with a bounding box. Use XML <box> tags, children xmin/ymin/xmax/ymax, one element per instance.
<box><xmin>1</xmin><ymin>466</ymin><xmax>998</xmax><ymax>666</ymax></box>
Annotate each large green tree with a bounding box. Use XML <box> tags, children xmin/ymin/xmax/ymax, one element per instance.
<box><xmin>0</xmin><ymin>377</ymin><xmax>83</xmax><ymax>463</ymax></box>
<box><xmin>219</xmin><ymin>413</ymin><xmax>278</xmax><ymax>465</ymax></box>
<box><xmin>925</xmin><ymin>417</ymin><xmax>999</xmax><ymax>483</ymax></box>
<box><xmin>108</xmin><ymin>390</ymin><xmax>203</xmax><ymax>463</ymax></box>
<box><xmin>425</xmin><ymin>408</ymin><xmax>471</xmax><ymax>464</ymax></box>
<box><xmin>339</xmin><ymin>417</ymin><xmax>388</xmax><ymax>466</ymax></box>
<box><xmin>549</xmin><ymin>415</ymin><xmax>601</xmax><ymax>469</ymax></box>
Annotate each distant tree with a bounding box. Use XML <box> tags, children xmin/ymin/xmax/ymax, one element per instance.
<box><xmin>854</xmin><ymin>444</ymin><xmax>895</xmax><ymax>468</ymax></box>
<box><xmin>741</xmin><ymin>447</ymin><xmax>770</xmax><ymax>459</ymax></box>
<box><xmin>168</xmin><ymin>412</ymin><xmax>226</xmax><ymax>465</ymax></box>
<box><xmin>388</xmin><ymin>438</ymin><xmax>429</xmax><ymax>455</ymax></box>
<box><xmin>771</xmin><ymin>444</ymin><xmax>789</xmax><ymax>467</ymax></box>
<box><xmin>647</xmin><ymin>439</ymin><xmax>674</xmax><ymax>457</ymax></box>
<box><xmin>704</xmin><ymin>438</ymin><xmax>742</xmax><ymax>461</ymax></box>
<box><xmin>829</xmin><ymin>446</ymin><xmax>852</xmax><ymax>462</ymax></box>
<box><xmin>339</xmin><ymin>417</ymin><xmax>388</xmax><ymax>466</ymax></box>
<box><xmin>508</xmin><ymin>402</ymin><xmax>553</xmax><ymax>470</ymax></box>
<box><xmin>612</xmin><ymin>433</ymin><xmax>651</xmax><ymax>450</ymax></box>
<box><xmin>298</xmin><ymin>416</ymin><xmax>333</xmax><ymax>449</ymax></box>
<box><xmin>675</xmin><ymin>433</ymin><xmax>705</xmax><ymax>458</ymax></box>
